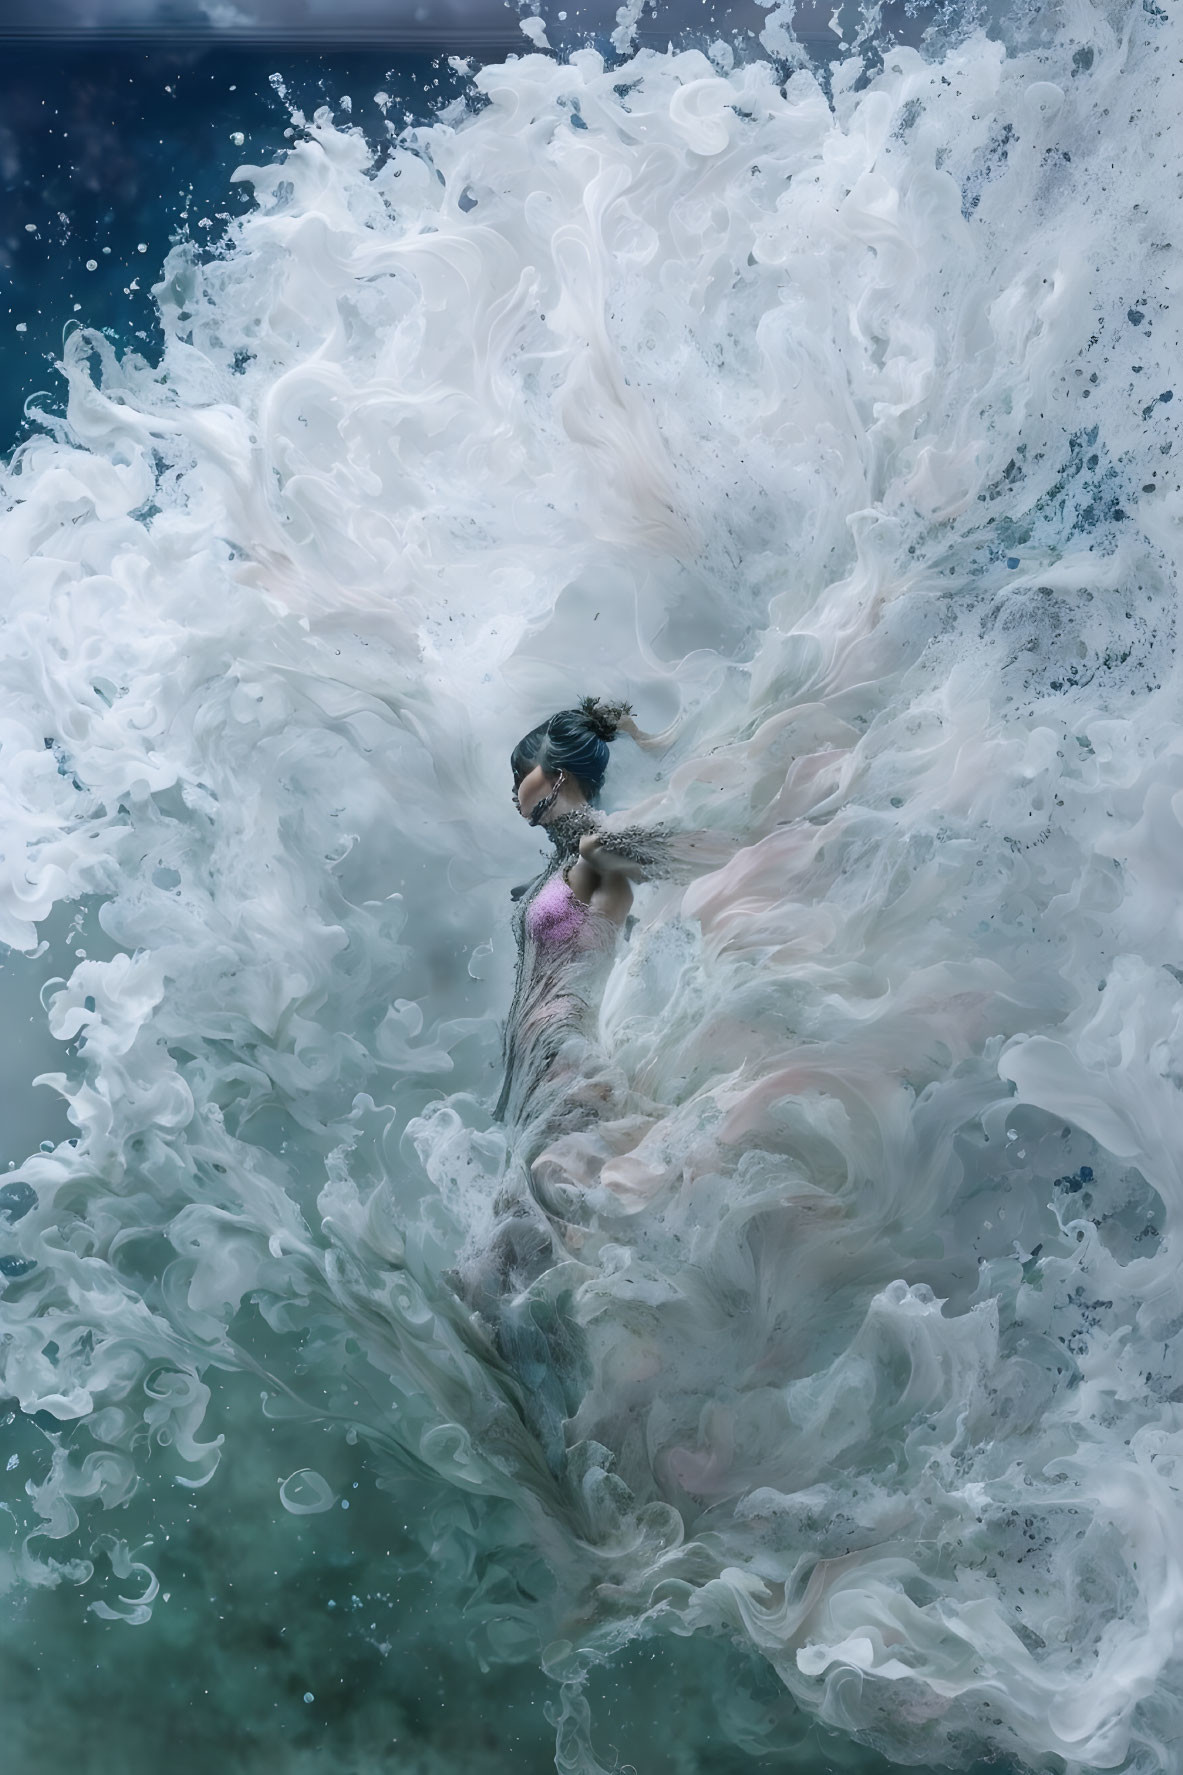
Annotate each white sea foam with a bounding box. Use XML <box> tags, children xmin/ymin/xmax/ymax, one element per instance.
<box><xmin>2</xmin><ymin>4</ymin><xmax>1183</xmax><ymax>1768</ymax></box>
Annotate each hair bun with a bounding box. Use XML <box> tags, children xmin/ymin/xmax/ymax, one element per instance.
<box><xmin>578</xmin><ymin>696</ymin><xmax>633</xmax><ymax>742</ymax></box>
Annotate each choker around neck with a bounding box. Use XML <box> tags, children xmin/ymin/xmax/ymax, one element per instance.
<box><xmin>544</xmin><ymin>807</ymin><xmax>600</xmax><ymax>857</ymax></box>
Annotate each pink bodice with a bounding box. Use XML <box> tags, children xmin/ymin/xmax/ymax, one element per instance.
<box><xmin>524</xmin><ymin>873</ymin><xmax>590</xmax><ymax>948</ymax></box>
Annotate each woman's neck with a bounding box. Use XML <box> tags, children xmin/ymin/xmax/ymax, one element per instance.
<box><xmin>545</xmin><ymin>806</ymin><xmax>599</xmax><ymax>857</ymax></box>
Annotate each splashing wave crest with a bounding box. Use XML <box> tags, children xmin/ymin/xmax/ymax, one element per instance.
<box><xmin>2</xmin><ymin>6</ymin><xmax>1182</xmax><ymax>1768</ymax></box>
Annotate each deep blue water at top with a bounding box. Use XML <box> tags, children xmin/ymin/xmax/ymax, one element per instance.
<box><xmin>0</xmin><ymin>44</ymin><xmax>470</xmax><ymax>455</ymax></box>
<box><xmin>0</xmin><ymin>8</ymin><xmax>931</xmax><ymax>455</ymax></box>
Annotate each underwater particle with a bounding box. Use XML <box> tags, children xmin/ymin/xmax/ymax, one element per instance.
<box><xmin>85</xmin><ymin>259</ymin><xmax>97</xmax><ymax>271</ymax></box>
<box><xmin>137</xmin><ymin>243</ymin><xmax>147</xmax><ymax>254</ymax></box>
<box><xmin>303</xmin><ymin>1692</ymin><xmax>314</xmax><ymax>1704</ymax></box>
<box><xmin>15</xmin><ymin>323</ymin><xmax>26</xmax><ymax>333</ymax></box>
<box><xmin>279</xmin><ymin>1469</ymin><xmax>335</xmax><ymax>1514</ymax></box>
<box><xmin>230</xmin><ymin>132</ymin><xmax>244</xmax><ymax>147</ymax></box>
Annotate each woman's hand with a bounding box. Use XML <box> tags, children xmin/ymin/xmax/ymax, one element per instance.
<box><xmin>579</xmin><ymin>831</ymin><xmax>646</xmax><ymax>879</ymax></box>
<box><xmin>606</xmin><ymin>707</ymin><xmax>669</xmax><ymax>753</ymax></box>
<box><xmin>579</xmin><ymin>831</ymin><xmax>615</xmax><ymax>869</ymax></box>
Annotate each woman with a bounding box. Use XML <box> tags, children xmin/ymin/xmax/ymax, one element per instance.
<box><xmin>495</xmin><ymin>697</ymin><xmax>657</xmax><ymax>1142</ymax></box>
<box><xmin>440</xmin><ymin>700</ymin><xmax>658</xmax><ymax>1461</ymax></box>
<box><xmin>458</xmin><ymin>698</ymin><xmax>720</xmax><ymax>1464</ymax></box>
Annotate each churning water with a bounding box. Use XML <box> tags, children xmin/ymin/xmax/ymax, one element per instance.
<box><xmin>1</xmin><ymin>5</ymin><xmax>1181</xmax><ymax>1770</ymax></box>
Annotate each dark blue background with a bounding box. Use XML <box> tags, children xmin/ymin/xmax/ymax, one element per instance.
<box><xmin>0</xmin><ymin>1</ymin><xmax>936</xmax><ymax>454</ymax></box>
<box><xmin>0</xmin><ymin>45</ymin><xmax>484</xmax><ymax>452</ymax></box>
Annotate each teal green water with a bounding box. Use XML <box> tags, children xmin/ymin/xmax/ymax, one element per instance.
<box><xmin>0</xmin><ymin>1375</ymin><xmax>1012</xmax><ymax>1773</ymax></box>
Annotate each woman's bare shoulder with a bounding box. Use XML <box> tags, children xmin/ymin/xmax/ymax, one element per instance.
<box><xmin>566</xmin><ymin>853</ymin><xmax>633</xmax><ymax>924</ymax></box>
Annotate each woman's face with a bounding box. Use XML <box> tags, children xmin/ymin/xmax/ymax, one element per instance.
<box><xmin>512</xmin><ymin>763</ymin><xmax>555</xmax><ymax>821</ymax></box>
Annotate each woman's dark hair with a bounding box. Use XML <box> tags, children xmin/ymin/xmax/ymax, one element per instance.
<box><xmin>510</xmin><ymin>696</ymin><xmax>631</xmax><ymax>803</ymax></box>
